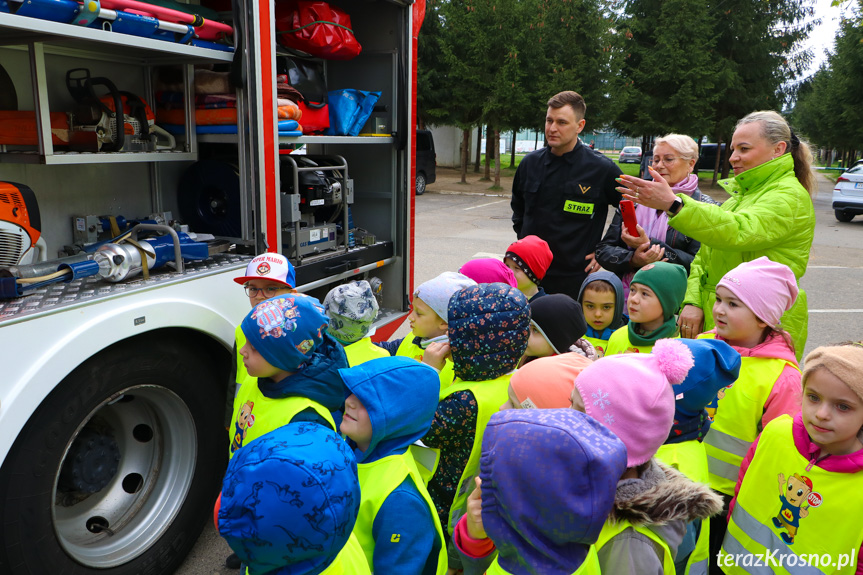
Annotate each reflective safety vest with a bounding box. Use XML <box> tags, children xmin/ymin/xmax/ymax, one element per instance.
<box><xmin>700</xmin><ymin>333</ymin><xmax>799</xmax><ymax>495</ymax></box>
<box><xmin>438</xmin><ymin>373</ymin><xmax>513</xmax><ymax>534</ymax></box>
<box><xmin>604</xmin><ymin>326</ymin><xmax>657</xmax><ymax>355</ymax></box>
<box><xmin>655</xmin><ymin>441</ymin><xmax>710</xmax><ymax>575</ymax></box>
<box><xmin>244</xmin><ymin>533</ymin><xmax>371</xmax><ymax>575</ymax></box>
<box><xmin>229</xmin><ymin>381</ymin><xmax>335</xmax><ymax>457</ymax></box>
<box><xmin>355</xmin><ymin>451</ymin><xmax>447</xmax><ymax>574</ymax></box>
<box><xmin>583</xmin><ymin>335</ymin><xmax>609</xmax><ymax>358</ymax></box>
<box><xmin>721</xmin><ymin>416</ymin><xmax>863</xmax><ymax>574</ymax></box>
<box><xmin>235</xmin><ymin>325</ymin><xmax>256</xmax><ymax>392</ymax></box>
<box><xmin>486</xmin><ymin>545</ymin><xmax>601</xmax><ymax>574</ymax></box>
<box><xmin>344</xmin><ymin>337</ymin><xmax>390</xmax><ymax>367</ymax></box>
<box><xmin>395</xmin><ymin>332</ymin><xmax>456</xmax><ymax>390</ymax></box>
<box><xmin>596</xmin><ymin>519</ymin><xmax>675</xmax><ymax>575</ymax></box>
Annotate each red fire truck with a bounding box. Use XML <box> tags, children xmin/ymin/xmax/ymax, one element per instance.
<box><xmin>0</xmin><ymin>0</ymin><xmax>424</xmax><ymax>571</ymax></box>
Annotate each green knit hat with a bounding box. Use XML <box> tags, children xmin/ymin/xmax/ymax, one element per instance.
<box><xmin>630</xmin><ymin>262</ymin><xmax>688</xmax><ymax>321</ymax></box>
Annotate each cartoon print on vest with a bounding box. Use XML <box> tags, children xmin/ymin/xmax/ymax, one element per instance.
<box><xmin>705</xmin><ymin>386</ymin><xmax>728</xmax><ymax>421</ymax></box>
<box><xmin>594</xmin><ymin>345</ymin><xmax>606</xmax><ymax>358</ymax></box>
<box><xmin>266</xmin><ymin>481</ymin><xmax>304</xmax><ymax>508</ymax></box>
<box><xmin>625</xmin><ymin>347</ymin><xmax>641</xmax><ymax>354</ymax></box>
<box><xmin>231</xmin><ymin>401</ymin><xmax>256</xmax><ymax>453</ymax></box>
<box><xmin>276</xmin><ymin>525</ymin><xmax>325</xmax><ymax>553</ymax></box>
<box><xmin>773</xmin><ymin>473</ymin><xmax>819</xmax><ymax>544</ymax></box>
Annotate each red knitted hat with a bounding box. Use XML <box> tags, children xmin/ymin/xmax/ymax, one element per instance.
<box><xmin>505</xmin><ymin>235</ymin><xmax>553</xmax><ymax>285</ymax></box>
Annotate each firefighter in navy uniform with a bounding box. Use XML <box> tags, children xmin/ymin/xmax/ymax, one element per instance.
<box><xmin>511</xmin><ymin>91</ymin><xmax>622</xmax><ymax>299</ymax></box>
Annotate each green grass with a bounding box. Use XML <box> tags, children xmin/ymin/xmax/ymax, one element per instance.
<box><xmin>479</xmin><ymin>154</ymin><xmax>526</xmax><ymax>171</ymax></box>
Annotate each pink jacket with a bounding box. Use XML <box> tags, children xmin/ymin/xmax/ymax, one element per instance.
<box><xmin>710</xmin><ymin>330</ymin><xmax>802</xmax><ymax>427</ymax></box>
<box><xmin>732</xmin><ymin>413</ymin><xmax>863</xmax><ymax>574</ymax></box>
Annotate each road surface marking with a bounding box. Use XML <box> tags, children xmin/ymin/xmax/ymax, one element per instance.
<box><xmin>810</xmin><ymin>309</ymin><xmax>863</xmax><ymax>313</ymax></box>
<box><xmin>464</xmin><ymin>200</ymin><xmax>507</xmax><ymax>211</ymax></box>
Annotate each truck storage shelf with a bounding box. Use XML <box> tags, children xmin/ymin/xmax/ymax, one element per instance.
<box><xmin>0</xmin><ymin>12</ymin><xmax>234</xmax><ymax>63</ymax></box>
<box><xmin>0</xmin><ymin>150</ymin><xmax>198</xmax><ymax>164</ymax></box>
<box><xmin>278</xmin><ymin>135</ymin><xmax>395</xmax><ymax>145</ymax></box>
<box><xmin>0</xmin><ymin>253</ymin><xmax>251</xmax><ymax>327</ymax></box>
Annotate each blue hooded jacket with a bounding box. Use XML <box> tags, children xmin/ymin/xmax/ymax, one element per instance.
<box><xmin>470</xmin><ymin>409</ymin><xmax>627</xmax><ymax>575</ymax></box>
<box><xmin>218</xmin><ymin>421</ymin><xmax>360</xmax><ymax>575</ymax></box>
<box><xmin>339</xmin><ymin>357</ymin><xmax>442</xmax><ymax>574</ymax></box>
<box><xmin>577</xmin><ymin>271</ymin><xmax>627</xmax><ymax>340</ymax></box>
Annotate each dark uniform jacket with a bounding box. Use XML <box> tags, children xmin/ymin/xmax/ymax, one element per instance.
<box><xmin>511</xmin><ymin>140</ymin><xmax>622</xmax><ymax>298</ymax></box>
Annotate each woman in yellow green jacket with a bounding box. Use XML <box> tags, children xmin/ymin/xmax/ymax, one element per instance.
<box><xmin>617</xmin><ymin>110</ymin><xmax>816</xmax><ymax>359</ymax></box>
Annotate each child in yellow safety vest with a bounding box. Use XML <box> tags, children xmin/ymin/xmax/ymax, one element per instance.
<box><xmin>604</xmin><ymin>262</ymin><xmax>687</xmax><ymax>356</ymax></box>
<box><xmin>699</xmin><ymin>257</ymin><xmax>803</xmax><ymax>559</ymax></box>
<box><xmin>577</xmin><ymin>271</ymin><xmax>627</xmax><ymax>358</ymax></box>
<box><xmin>419</xmin><ymin>283</ymin><xmax>530</xmax><ymax>569</ymax></box>
<box><xmin>229</xmin><ymin>295</ymin><xmax>348</xmax><ymax>456</ymax></box>
<box><xmin>338</xmin><ymin>357</ymin><xmax>447</xmax><ymax>575</ymax></box>
<box><xmin>503</xmin><ymin>234</ymin><xmax>553</xmax><ymax>303</ymax></box>
<box><xmin>570</xmin><ymin>338</ymin><xmax>724</xmax><ymax>575</ymax></box>
<box><xmin>217</xmin><ymin>421</ymin><xmax>370</xmax><ymax>575</ymax></box>
<box><xmin>323</xmin><ymin>280</ymin><xmax>389</xmax><ymax>367</ymax></box>
<box><xmin>656</xmin><ymin>338</ymin><xmax>741</xmax><ymax>575</ymax></box>
<box><xmin>723</xmin><ymin>343</ymin><xmax>863</xmax><ymax>574</ymax></box>
<box><xmin>376</xmin><ymin>272</ymin><xmax>476</xmax><ymax>389</ymax></box>
<box><xmin>453</xmin><ymin>409</ymin><xmax>628</xmax><ymax>575</ymax></box>
<box><xmin>519</xmin><ymin>294</ymin><xmax>592</xmax><ymax>367</ymax></box>
<box><xmin>232</xmin><ymin>253</ymin><xmax>297</xmax><ymax>399</ymax></box>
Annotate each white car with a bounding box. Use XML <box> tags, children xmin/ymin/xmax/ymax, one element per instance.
<box><xmin>618</xmin><ymin>146</ymin><xmax>642</xmax><ymax>164</ymax></box>
<box><xmin>833</xmin><ymin>164</ymin><xmax>863</xmax><ymax>222</ymax></box>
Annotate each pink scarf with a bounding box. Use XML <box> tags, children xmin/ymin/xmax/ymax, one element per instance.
<box><xmin>622</xmin><ymin>174</ymin><xmax>699</xmax><ymax>300</ymax></box>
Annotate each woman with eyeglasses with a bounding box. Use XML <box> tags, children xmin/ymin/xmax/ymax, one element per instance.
<box><xmin>613</xmin><ymin>111</ymin><xmax>816</xmax><ymax>359</ymax></box>
<box><xmin>595</xmin><ymin>134</ymin><xmax>719</xmax><ymax>301</ymax></box>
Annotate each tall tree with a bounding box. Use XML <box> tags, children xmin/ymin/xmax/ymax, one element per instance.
<box><xmin>612</xmin><ymin>0</ymin><xmax>720</xmax><ymax>139</ymax></box>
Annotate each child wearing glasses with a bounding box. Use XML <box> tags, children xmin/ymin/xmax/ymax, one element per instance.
<box><xmin>232</xmin><ymin>254</ymin><xmax>298</xmax><ymax>397</ymax></box>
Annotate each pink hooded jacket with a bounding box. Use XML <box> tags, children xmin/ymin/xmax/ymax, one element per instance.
<box><xmin>709</xmin><ymin>329</ymin><xmax>802</xmax><ymax>427</ymax></box>
<box><xmin>732</xmin><ymin>413</ymin><xmax>863</xmax><ymax>573</ymax></box>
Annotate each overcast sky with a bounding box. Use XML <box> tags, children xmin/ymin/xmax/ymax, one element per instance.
<box><xmin>801</xmin><ymin>0</ymin><xmax>847</xmax><ymax>77</ymax></box>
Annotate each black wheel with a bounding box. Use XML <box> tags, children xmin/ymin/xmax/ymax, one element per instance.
<box><xmin>0</xmin><ymin>336</ymin><xmax>227</xmax><ymax>575</ymax></box>
<box><xmin>835</xmin><ymin>209</ymin><xmax>855</xmax><ymax>222</ymax></box>
<box><xmin>415</xmin><ymin>172</ymin><xmax>427</xmax><ymax>195</ymax></box>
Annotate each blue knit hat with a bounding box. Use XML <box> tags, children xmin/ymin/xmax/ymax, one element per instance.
<box><xmin>447</xmin><ymin>283</ymin><xmax>530</xmax><ymax>381</ymax></box>
<box><xmin>481</xmin><ymin>409</ymin><xmax>627</xmax><ymax>574</ymax></box>
<box><xmin>218</xmin><ymin>421</ymin><xmax>359</xmax><ymax>575</ymax></box>
<box><xmin>241</xmin><ymin>295</ymin><xmax>330</xmax><ymax>372</ymax></box>
<box><xmin>667</xmin><ymin>338</ymin><xmax>741</xmax><ymax>444</ymax></box>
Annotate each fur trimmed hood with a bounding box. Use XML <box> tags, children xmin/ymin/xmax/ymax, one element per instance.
<box><xmin>609</xmin><ymin>459</ymin><xmax>723</xmax><ymax>526</ymax></box>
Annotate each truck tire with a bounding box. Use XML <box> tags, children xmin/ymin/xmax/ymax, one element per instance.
<box><xmin>0</xmin><ymin>336</ymin><xmax>227</xmax><ymax>575</ymax></box>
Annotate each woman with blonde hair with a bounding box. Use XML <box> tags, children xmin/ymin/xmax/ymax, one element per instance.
<box><xmin>596</xmin><ymin>133</ymin><xmax>719</xmax><ymax>300</ymax></box>
<box><xmin>616</xmin><ymin>111</ymin><xmax>816</xmax><ymax>358</ymax></box>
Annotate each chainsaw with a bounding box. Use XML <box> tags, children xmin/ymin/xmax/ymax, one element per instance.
<box><xmin>66</xmin><ymin>68</ymin><xmax>174</xmax><ymax>152</ymax></box>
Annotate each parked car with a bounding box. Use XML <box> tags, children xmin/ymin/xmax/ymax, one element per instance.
<box><xmin>696</xmin><ymin>143</ymin><xmax>726</xmax><ymax>171</ymax></box>
<box><xmin>619</xmin><ymin>146</ymin><xmax>642</xmax><ymax>164</ymax></box>
<box><xmin>416</xmin><ymin>130</ymin><xmax>436</xmax><ymax>195</ymax></box>
<box><xmin>832</xmin><ymin>164</ymin><xmax>863</xmax><ymax>222</ymax></box>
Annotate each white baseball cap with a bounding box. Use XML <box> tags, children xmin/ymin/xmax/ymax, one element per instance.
<box><xmin>234</xmin><ymin>253</ymin><xmax>296</xmax><ymax>288</ymax></box>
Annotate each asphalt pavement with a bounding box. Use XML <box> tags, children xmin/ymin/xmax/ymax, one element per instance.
<box><xmin>175</xmin><ymin>170</ymin><xmax>861</xmax><ymax>575</ymax></box>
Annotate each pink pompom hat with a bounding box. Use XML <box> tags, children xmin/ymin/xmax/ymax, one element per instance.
<box><xmin>572</xmin><ymin>339</ymin><xmax>694</xmax><ymax>467</ymax></box>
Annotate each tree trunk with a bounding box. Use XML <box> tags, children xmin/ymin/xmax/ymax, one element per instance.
<box><xmin>711</xmin><ymin>136</ymin><xmax>723</xmax><ymax>186</ymax></box>
<box><xmin>460</xmin><ymin>128</ymin><xmax>470</xmax><ymax>184</ymax></box>
<box><xmin>825</xmin><ymin>148</ymin><xmax>832</xmax><ymax>167</ymax></box>
<box><xmin>494</xmin><ymin>129</ymin><xmax>501</xmax><ymax>188</ymax></box>
<box><xmin>720</xmin><ymin>139</ymin><xmax>732</xmax><ymax>179</ymax></box>
<box><xmin>510</xmin><ymin>130</ymin><xmax>517</xmax><ymax>168</ymax></box>
<box><xmin>474</xmin><ymin>124</ymin><xmax>482</xmax><ymax>173</ymax></box>
<box><xmin>482</xmin><ymin>126</ymin><xmax>492</xmax><ymax>181</ymax></box>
